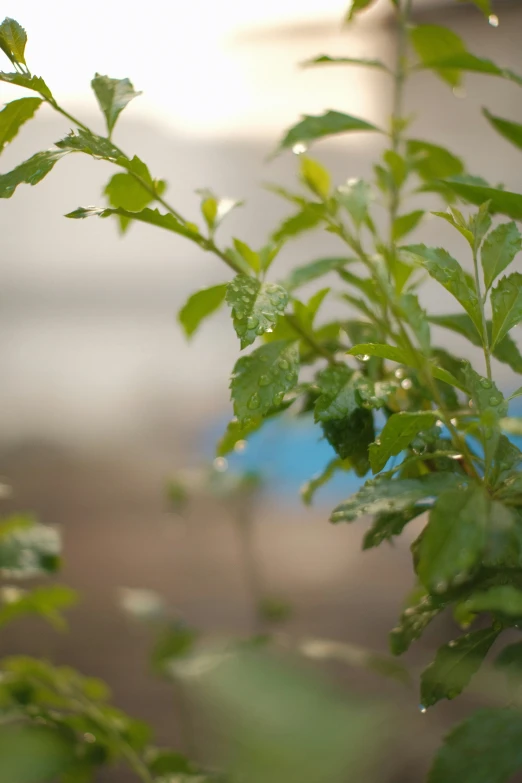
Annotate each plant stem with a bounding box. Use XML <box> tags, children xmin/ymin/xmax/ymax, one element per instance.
<box><xmin>472</xmin><ymin>246</ymin><xmax>493</xmax><ymax>380</ymax></box>
<box><xmin>389</xmin><ymin>0</ymin><xmax>412</xmax><ymax>239</ymax></box>
<box><xmin>286</xmin><ymin>313</ymin><xmax>338</xmax><ymax>365</ymax></box>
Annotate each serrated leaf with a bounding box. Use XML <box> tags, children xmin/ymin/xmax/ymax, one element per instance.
<box><xmin>483</xmin><ymin>109</ymin><xmax>522</xmax><ymax>152</ymax></box>
<box><xmin>281</xmin><ymin>257</ymin><xmax>353</xmax><ymax>291</ymax></box>
<box><xmin>0</xmin><ymin>71</ymin><xmax>53</xmax><ymax>100</ymax></box>
<box><xmin>403</xmin><ymin>244</ymin><xmax>481</xmax><ymax>331</ymax></box>
<box><xmin>443</xmin><ymin>179</ymin><xmax>522</xmax><ymax>220</ymax></box>
<box><xmin>300</xmin><ymin>156</ymin><xmax>331</xmax><ymax>199</ymax></box>
<box><xmin>302</xmin><ymin>54</ymin><xmax>387</xmax><ymax>70</ymax></box>
<box><xmin>330</xmin><ymin>473</ymin><xmax>461</xmax><ymax>523</ymax></box>
<box><xmin>272</xmin><ymin>204</ymin><xmax>325</xmax><ymax>243</ymax></box>
<box><xmin>301</xmin><ymin>458</ymin><xmax>351</xmax><ymax>505</ymax></box>
<box><xmin>0</xmin><ymin>97</ymin><xmax>41</xmax><ymax>152</ymax></box>
<box><xmin>428</xmin><ymin>708</ymin><xmax>522</xmax><ymax>783</ymax></box>
<box><xmin>469</xmin><ymin>201</ymin><xmax>492</xmax><ymax>252</ymax></box>
<box><xmin>91</xmin><ymin>73</ymin><xmax>141</xmax><ymax>135</ymax></box>
<box><xmin>421</xmin><ymin>627</ymin><xmax>499</xmax><ymax>708</ymax></box>
<box><xmin>390</xmin><ymin>593</ymin><xmax>443</xmax><ymax>655</ymax></box>
<box><xmin>0</xmin><ymin>18</ymin><xmax>27</xmax><ymax>66</ymax></box>
<box><xmin>410</xmin><ymin>24</ymin><xmax>467</xmax><ymax>86</ymax></box>
<box><xmin>336</xmin><ymin>178</ymin><xmax>372</xmax><ymax>227</ymax></box>
<box><xmin>432</xmin><ymin>209</ymin><xmax>474</xmax><ymax>246</ymax></box>
<box><xmin>55</xmin><ymin>127</ymin><xmax>121</xmax><ymax>160</ymax></box>
<box><xmin>392</xmin><ymin>210</ymin><xmax>424</xmax><ymax>241</ymax></box>
<box><xmin>0</xmin><ymin>515</ymin><xmax>61</xmax><ymax>578</ymax></box>
<box><xmin>314</xmin><ymin>366</ymin><xmax>359</xmax><ymax>423</ymax></box>
<box><xmin>369</xmin><ymin>412</ymin><xmax>438</xmax><ymax>474</ymax></box>
<box><xmin>65</xmin><ymin>206</ymin><xmax>202</xmax><ymax>242</ymax></box>
<box><xmin>0</xmin><ymin>584</ymin><xmax>77</xmax><ymax>629</ymax></box>
<box><xmin>178</xmin><ymin>283</ymin><xmax>227</xmax><ymax>338</ymax></box>
<box><xmin>407</xmin><ymin>139</ymin><xmax>464</xmax><ymax>180</ymax></box>
<box><xmin>417</xmin><ymin>484</ymin><xmax>489</xmax><ymax>592</ymax></box>
<box><xmin>230</xmin><ymin>340</ymin><xmax>299</xmax><ymax>423</ymax></box>
<box><xmin>226</xmin><ymin>275</ymin><xmax>288</xmax><ymax>349</ymax></box>
<box><xmin>491</xmin><ymin>273</ymin><xmax>522</xmax><ymax>348</ymax></box>
<box><xmin>363</xmin><ymin>505</ymin><xmax>429</xmax><ymax>550</ymax></box>
<box><xmin>278</xmin><ymin>110</ymin><xmax>381</xmax><ymax>152</ymax></box>
<box><xmin>0</xmin><ymin>148</ymin><xmax>68</xmax><ymax>198</ymax></box>
<box><xmin>482</xmin><ymin>222</ymin><xmax>521</xmax><ymax>291</ymax></box>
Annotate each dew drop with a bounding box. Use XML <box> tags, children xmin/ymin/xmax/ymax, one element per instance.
<box><xmin>401</xmin><ymin>378</ymin><xmax>413</xmax><ymax>390</ymax></box>
<box><xmin>213</xmin><ymin>456</ymin><xmax>228</xmax><ymax>472</ymax></box>
<box><xmin>450</xmin><ymin>417</ymin><xmax>458</xmax><ymax>426</ymax></box>
<box><xmin>285</xmin><ymin>372</ymin><xmax>295</xmax><ymax>382</ymax></box>
<box><xmin>292</xmin><ymin>142</ymin><xmax>307</xmax><ymax>155</ymax></box>
<box><xmin>488</xmin><ymin>13</ymin><xmax>499</xmax><ymax>26</ymax></box>
<box><xmin>480</xmin><ymin>378</ymin><xmax>492</xmax><ymax>389</ymax></box>
<box><xmin>234</xmin><ymin>439</ymin><xmax>248</xmax><ymax>453</ymax></box>
<box><xmin>255</xmin><ymin>325</ymin><xmax>265</xmax><ymax>335</ymax></box>
<box><xmin>435</xmin><ymin>580</ymin><xmax>447</xmax><ymax>594</ymax></box>
<box><xmin>419</xmin><ymin>705</ymin><xmax>427</xmax><ymax>714</ymax></box>
<box><xmin>231</xmin><ymin>284</ymin><xmax>239</xmax><ymax>292</ymax></box>
<box><xmin>266</xmin><ymin>327</ymin><xmax>273</xmax><ymax>334</ymax></box>
<box><xmin>435</xmin><ymin>419</ymin><xmax>443</xmax><ymax>428</ymax></box>
<box><xmin>273</xmin><ymin>392</ymin><xmax>284</xmax><ymax>406</ymax></box>
<box><xmin>84</xmin><ymin>733</ymin><xmax>96</xmax><ymax>743</ymax></box>
<box><xmin>236</xmin><ymin>323</ymin><xmax>247</xmax><ymax>336</ymax></box>
<box><xmin>278</xmin><ymin>359</ymin><xmax>290</xmax><ymax>371</ymax></box>
<box><xmin>395</xmin><ymin>368</ymin><xmax>405</xmax><ymax>379</ymax></box>
<box><xmin>247</xmin><ymin>316</ymin><xmax>259</xmax><ymax>329</ymax></box>
<box><xmin>258</xmin><ymin>374</ymin><xmax>271</xmax><ymax>387</ymax></box>
<box><xmin>248</xmin><ymin>392</ymin><xmax>261</xmax><ymax>410</ymax></box>
<box><xmin>489</xmin><ymin>395</ymin><xmax>500</xmax><ymax>406</ymax></box>
<box><xmin>469</xmin><ymin>399</ymin><xmax>474</xmax><ymax>408</ymax></box>
<box><xmin>356</xmin><ymin>354</ymin><xmax>371</xmax><ymax>362</ymax></box>
<box><xmin>448</xmin><ymin>640</ymin><xmax>458</xmax><ymax>648</ymax></box>
<box><xmin>452</xmin><ymin>86</ymin><xmax>467</xmax><ymax>99</ymax></box>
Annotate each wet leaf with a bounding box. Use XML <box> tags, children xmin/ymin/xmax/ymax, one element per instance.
<box><xmin>226</xmin><ymin>275</ymin><xmax>288</xmax><ymax>349</ymax></box>
<box><xmin>369</xmin><ymin>412</ymin><xmax>438</xmax><ymax>473</ymax></box>
<box><xmin>491</xmin><ymin>273</ymin><xmax>522</xmax><ymax>348</ymax></box>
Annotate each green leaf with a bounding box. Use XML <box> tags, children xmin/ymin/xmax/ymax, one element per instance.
<box><xmin>417</xmin><ymin>484</ymin><xmax>489</xmax><ymax>592</ymax></box>
<box><xmin>301</xmin><ymin>458</ymin><xmax>351</xmax><ymax>505</ymax></box>
<box><xmin>91</xmin><ymin>73</ymin><xmax>141</xmax><ymax>135</ymax></box>
<box><xmin>322</xmin><ymin>409</ymin><xmax>374</xmax><ymax>470</ymax></box>
<box><xmin>429</xmin><ymin>708</ymin><xmax>522</xmax><ymax>783</ymax></box>
<box><xmin>443</xmin><ymin>179</ymin><xmax>522</xmax><ymax>220</ymax></box>
<box><xmin>495</xmin><ymin>643</ymin><xmax>522</xmax><ymax>687</ymax></box>
<box><xmin>230</xmin><ymin>238</ymin><xmax>259</xmax><ymax>274</ymax></box>
<box><xmin>281</xmin><ymin>257</ymin><xmax>353</xmax><ymax>291</ymax></box>
<box><xmin>300</xmin><ymin>156</ymin><xmax>331</xmax><ymax>199</ymax></box>
<box><xmin>410</xmin><ymin>24</ymin><xmax>467</xmax><ymax>86</ymax></box>
<box><xmin>392</xmin><ymin>210</ymin><xmax>424</xmax><ymax>241</ymax></box>
<box><xmin>0</xmin><ymin>18</ymin><xmax>27</xmax><ymax>67</ymax></box>
<box><xmin>336</xmin><ymin>179</ymin><xmax>372</xmax><ymax>226</ymax></box>
<box><xmin>432</xmin><ymin>209</ymin><xmax>474</xmax><ymax>246</ymax></box>
<box><xmin>197</xmin><ymin>188</ymin><xmax>243</xmax><ymax>236</ymax></box>
<box><xmin>482</xmin><ymin>222</ymin><xmax>522</xmax><ymax>291</ymax></box>
<box><xmin>346</xmin><ymin>342</ymin><xmax>410</xmax><ymax>364</ymax></box>
<box><xmin>0</xmin><ymin>71</ymin><xmax>53</xmax><ymax>100</ymax></box>
<box><xmin>178</xmin><ymin>283</ymin><xmax>227</xmax><ymax>339</ymax></box>
<box><xmin>0</xmin><ymin>725</ymin><xmax>75</xmax><ymax>783</ymax></box>
<box><xmin>390</xmin><ymin>593</ymin><xmax>443</xmax><ymax>655</ymax></box>
<box><xmin>104</xmin><ymin>165</ymin><xmax>166</xmax><ymax>233</ymax></box>
<box><xmin>399</xmin><ymin>292</ymin><xmax>431</xmax><ymax>352</ymax></box>
<box><xmin>0</xmin><ymin>584</ymin><xmax>78</xmax><ymax>629</ymax></box>
<box><xmin>226</xmin><ymin>275</ymin><xmax>288</xmax><ymax>349</ymax></box>
<box><xmin>278</xmin><ymin>110</ymin><xmax>381</xmax><ymax>152</ymax></box>
<box><xmin>429</xmin><ymin>313</ymin><xmax>522</xmax><ymax>374</ymax></box>
<box><xmin>330</xmin><ymin>473</ymin><xmax>461</xmax><ymax>523</ymax></box>
<box><xmin>272</xmin><ymin>204</ymin><xmax>325</xmax><ymax>244</ymax></box>
<box><xmin>363</xmin><ymin>505</ymin><xmax>429</xmax><ymax>550</ymax></box>
<box><xmin>55</xmin><ymin>127</ymin><xmax>121</xmax><ymax>160</ymax></box>
<box><xmin>469</xmin><ymin>201</ymin><xmax>492</xmax><ymax>253</ymax></box>
<box><xmin>0</xmin><ymin>149</ymin><xmax>68</xmax><ymax>198</ymax></box>
<box><xmin>369</xmin><ymin>412</ymin><xmax>438</xmax><ymax>474</ymax></box>
<box><xmin>151</xmin><ymin>621</ymin><xmax>197</xmax><ymax>675</ymax></box>
<box><xmin>230</xmin><ymin>340</ymin><xmax>299</xmax><ymax>423</ymax></box>
<box><xmin>420</xmin><ymin>54</ymin><xmax>522</xmax><ymax>88</ymax></box>
<box><xmin>345</xmin><ymin>0</ymin><xmax>377</xmax><ymax>21</ymax></box>
<box><xmin>457</xmin><ymin>0</ymin><xmax>491</xmax><ymax>15</ymax></box>
<box><xmin>0</xmin><ymin>515</ymin><xmax>61</xmax><ymax>577</ymax></box>
<box><xmin>483</xmin><ymin>109</ymin><xmax>522</xmax><ymax>152</ymax></box>
<box><xmin>421</xmin><ymin>627</ymin><xmax>499</xmax><ymax>708</ymax></box>
<box><xmin>463</xmin><ymin>586</ymin><xmax>522</xmax><ymax>617</ymax></box>
<box><xmin>407</xmin><ymin>140</ymin><xmax>464</xmax><ymax>180</ymax></box>
<box><xmin>314</xmin><ymin>366</ymin><xmax>359</xmax><ymax>422</ymax></box>
<box><xmin>0</xmin><ymin>97</ymin><xmax>41</xmax><ymax>152</ymax></box>
<box><xmin>65</xmin><ymin>206</ymin><xmax>202</xmax><ymax>242</ymax></box>
<box><xmin>491</xmin><ymin>273</ymin><xmax>522</xmax><ymax>348</ymax></box>
<box><xmin>302</xmin><ymin>54</ymin><xmax>387</xmax><ymax>70</ymax></box>
<box><xmin>403</xmin><ymin>244</ymin><xmax>481</xmax><ymax>331</ymax></box>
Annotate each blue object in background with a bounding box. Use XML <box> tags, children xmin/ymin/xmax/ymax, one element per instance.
<box><xmin>204</xmin><ymin>400</ymin><xmax>522</xmax><ymax>507</ymax></box>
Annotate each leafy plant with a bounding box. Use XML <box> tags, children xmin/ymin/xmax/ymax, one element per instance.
<box><xmin>3</xmin><ymin>1</ymin><xmax>522</xmax><ymax>780</ymax></box>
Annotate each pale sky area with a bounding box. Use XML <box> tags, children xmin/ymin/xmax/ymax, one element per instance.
<box><xmin>0</xmin><ymin>0</ymin><xmax>390</xmax><ymax>136</ymax></box>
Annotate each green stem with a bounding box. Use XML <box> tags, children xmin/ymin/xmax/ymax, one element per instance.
<box><xmin>472</xmin><ymin>247</ymin><xmax>492</xmax><ymax>380</ymax></box>
<box><xmin>286</xmin><ymin>313</ymin><xmax>338</xmax><ymax>365</ymax></box>
<box><xmin>389</xmin><ymin>0</ymin><xmax>412</xmax><ymax>240</ymax></box>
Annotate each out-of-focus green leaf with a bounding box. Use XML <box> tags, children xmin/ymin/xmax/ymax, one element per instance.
<box><xmin>281</xmin><ymin>257</ymin><xmax>353</xmax><ymax>291</ymax></box>
<box><xmin>0</xmin><ymin>515</ymin><xmax>61</xmax><ymax>578</ymax></box>
<box><xmin>0</xmin><ymin>725</ymin><xmax>75</xmax><ymax>783</ymax></box>
<box><xmin>443</xmin><ymin>179</ymin><xmax>522</xmax><ymax>220</ymax></box>
<box><xmin>178</xmin><ymin>284</ymin><xmax>228</xmax><ymax>338</ymax></box>
<box><xmin>65</xmin><ymin>206</ymin><xmax>202</xmax><ymax>242</ymax></box>
<box><xmin>345</xmin><ymin>0</ymin><xmax>378</xmax><ymax>22</ymax></box>
<box><xmin>483</xmin><ymin>109</ymin><xmax>522</xmax><ymax>152</ymax></box>
<box><xmin>302</xmin><ymin>54</ymin><xmax>387</xmax><ymax>70</ymax></box>
<box><xmin>336</xmin><ymin>178</ymin><xmax>372</xmax><ymax>226</ymax></box>
<box><xmin>410</xmin><ymin>24</ymin><xmax>467</xmax><ymax>86</ymax></box>
<box><xmin>407</xmin><ymin>140</ymin><xmax>464</xmax><ymax>180</ymax></box>
<box><xmin>0</xmin><ymin>584</ymin><xmax>78</xmax><ymax>629</ymax></box>
<box><xmin>0</xmin><ymin>97</ymin><xmax>41</xmax><ymax>152</ymax></box>
<box><xmin>278</xmin><ymin>110</ymin><xmax>381</xmax><ymax>152</ymax></box>
<box><xmin>392</xmin><ymin>210</ymin><xmax>424</xmax><ymax>241</ymax></box>
<box><xmin>491</xmin><ymin>273</ymin><xmax>522</xmax><ymax>348</ymax></box>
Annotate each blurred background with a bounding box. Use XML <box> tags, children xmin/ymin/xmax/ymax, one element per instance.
<box><xmin>1</xmin><ymin>0</ymin><xmax>522</xmax><ymax>779</ymax></box>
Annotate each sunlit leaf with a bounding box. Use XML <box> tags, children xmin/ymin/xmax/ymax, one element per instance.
<box><xmin>0</xmin><ymin>18</ymin><xmax>27</xmax><ymax>67</ymax></box>
<box><xmin>483</xmin><ymin>109</ymin><xmax>522</xmax><ymax>152</ymax></box>
<box><xmin>410</xmin><ymin>24</ymin><xmax>467</xmax><ymax>86</ymax></box>
<box><xmin>0</xmin><ymin>149</ymin><xmax>68</xmax><ymax>198</ymax></box>
<box><xmin>278</xmin><ymin>110</ymin><xmax>381</xmax><ymax>152</ymax></box>
<box><xmin>91</xmin><ymin>73</ymin><xmax>141</xmax><ymax>135</ymax></box>
<box><xmin>0</xmin><ymin>71</ymin><xmax>53</xmax><ymax>100</ymax></box>
<box><xmin>178</xmin><ymin>283</ymin><xmax>228</xmax><ymax>338</ymax></box>
<box><xmin>0</xmin><ymin>97</ymin><xmax>41</xmax><ymax>152</ymax></box>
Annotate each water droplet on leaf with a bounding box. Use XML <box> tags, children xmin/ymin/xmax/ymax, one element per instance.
<box><xmin>401</xmin><ymin>379</ymin><xmax>412</xmax><ymax>390</ymax></box>
<box><xmin>247</xmin><ymin>316</ymin><xmax>259</xmax><ymax>329</ymax></box>
<box><xmin>278</xmin><ymin>359</ymin><xmax>289</xmax><ymax>371</ymax></box>
<box><xmin>248</xmin><ymin>393</ymin><xmax>261</xmax><ymax>410</ymax></box>
<box><xmin>480</xmin><ymin>378</ymin><xmax>492</xmax><ymax>389</ymax></box>
<box><xmin>213</xmin><ymin>456</ymin><xmax>228</xmax><ymax>472</ymax></box>
<box><xmin>488</xmin><ymin>13</ymin><xmax>499</xmax><ymax>26</ymax></box>
<box><xmin>292</xmin><ymin>142</ymin><xmax>307</xmax><ymax>155</ymax></box>
<box><xmin>419</xmin><ymin>705</ymin><xmax>427</xmax><ymax>714</ymax></box>
<box><xmin>258</xmin><ymin>374</ymin><xmax>271</xmax><ymax>387</ymax></box>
